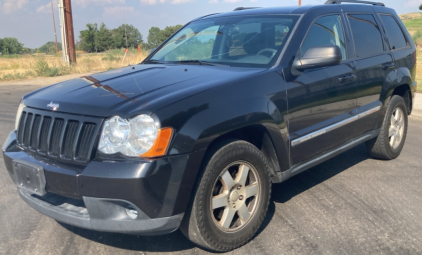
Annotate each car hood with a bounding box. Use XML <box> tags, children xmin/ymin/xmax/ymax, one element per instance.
<box><xmin>23</xmin><ymin>64</ymin><xmax>265</xmax><ymax>118</ymax></box>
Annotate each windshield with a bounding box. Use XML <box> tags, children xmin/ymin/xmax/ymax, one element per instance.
<box><xmin>147</xmin><ymin>15</ymin><xmax>299</xmax><ymax>68</ymax></box>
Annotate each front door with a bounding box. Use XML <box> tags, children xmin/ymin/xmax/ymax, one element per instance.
<box><xmin>287</xmin><ymin>14</ymin><xmax>357</xmax><ymax>166</ymax></box>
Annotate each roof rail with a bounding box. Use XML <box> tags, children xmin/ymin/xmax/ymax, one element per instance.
<box><xmin>233</xmin><ymin>7</ymin><xmax>260</xmax><ymax>11</ymax></box>
<box><xmin>325</xmin><ymin>0</ymin><xmax>385</xmax><ymax>6</ymax></box>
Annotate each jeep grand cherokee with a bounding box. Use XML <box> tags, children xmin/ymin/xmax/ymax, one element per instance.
<box><xmin>2</xmin><ymin>0</ymin><xmax>417</xmax><ymax>252</ymax></box>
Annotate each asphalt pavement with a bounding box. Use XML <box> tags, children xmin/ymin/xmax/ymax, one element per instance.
<box><xmin>1</xmin><ymin>84</ymin><xmax>422</xmax><ymax>255</ymax></box>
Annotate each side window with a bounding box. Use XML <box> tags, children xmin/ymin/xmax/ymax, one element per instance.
<box><xmin>348</xmin><ymin>14</ymin><xmax>384</xmax><ymax>57</ymax></box>
<box><xmin>301</xmin><ymin>15</ymin><xmax>347</xmax><ymax>60</ymax></box>
<box><xmin>379</xmin><ymin>14</ymin><xmax>408</xmax><ymax>50</ymax></box>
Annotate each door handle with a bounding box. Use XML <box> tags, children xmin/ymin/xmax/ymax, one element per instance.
<box><xmin>338</xmin><ymin>74</ymin><xmax>356</xmax><ymax>83</ymax></box>
<box><xmin>383</xmin><ymin>62</ymin><xmax>395</xmax><ymax>70</ymax></box>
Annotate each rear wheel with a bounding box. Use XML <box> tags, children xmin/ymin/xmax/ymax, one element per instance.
<box><xmin>180</xmin><ymin>141</ymin><xmax>271</xmax><ymax>252</ymax></box>
<box><xmin>366</xmin><ymin>95</ymin><xmax>408</xmax><ymax>160</ymax></box>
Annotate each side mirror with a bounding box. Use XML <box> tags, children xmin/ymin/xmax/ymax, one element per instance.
<box><xmin>149</xmin><ymin>48</ymin><xmax>157</xmax><ymax>54</ymax></box>
<box><xmin>293</xmin><ymin>45</ymin><xmax>342</xmax><ymax>71</ymax></box>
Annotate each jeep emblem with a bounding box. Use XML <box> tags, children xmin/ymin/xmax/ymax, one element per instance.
<box><xmin>47</xmin><ymin>102</ymin><xmax>59</xmax><ymax>111</ymax></box>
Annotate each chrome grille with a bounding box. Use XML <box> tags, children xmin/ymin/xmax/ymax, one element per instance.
<box><xmin>16</xmin><ymin>108</ymin><xmax>102</xmax><ymax>165</ymax></box>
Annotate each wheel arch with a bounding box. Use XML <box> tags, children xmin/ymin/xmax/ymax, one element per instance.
<box><xmin>197</xmin><ymin>124</ymin><xmax>285</xmax><ymax>183</ymax></box>
<box><xmin>382</xmin><ymin>67</ymin><xmax>413</xmax><ymax>115</ymax></box>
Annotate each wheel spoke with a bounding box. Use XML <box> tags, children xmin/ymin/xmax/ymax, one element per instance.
<box><xmin>220</xmin><ymin>170</ymin><xmax>235</xmax><ymax>190</ymax></box>
<box><xmin>390</xmin><ymin>134</ymin><xmax>396</xmax><ymax>147</ymax></box>
<box><xmin>220</xmin><ymin>207</ymin><xmax>236</xmax><ymax>229</ymax></box>
<box><xmin>389</xmin><ymin>126</ymin><xmax>395</xmax><ymax>137</ymax></box>
<box><xmin>245</xmin><ymin>183</ymin><xmax>258</xmax><ymax>199</ymax></box>
<box><xmin>237</xmin><ymin>203</ymin><xmax>250</xmax><ymax>222</ymax></box>
<box><xmin>236</xmin><ymin>164</ymin><xmax>250</xmax><ymax>186</ymax></box>
<box><xmin>395</xmin><ymin>133</ymin><xmax>401</xmax><ymax>143</ymax></box>
<box><xmin>394</xmin><ymin>110</ymin><xmax>400</xmax><ymax>121</ymax></box>
<box><xmin>398</xmin><ymin>117</ymin><xmax>404</xmax><ymax>129</ymax></box>
<box><xmin>212</xmin><ymin>192</ymin><xmax>228</xmax><ymax>209</ymax></box>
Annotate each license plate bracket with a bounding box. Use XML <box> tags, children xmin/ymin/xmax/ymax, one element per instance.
<box><xmin>13</xmin><ymin>159</ymin><xmax>46</xmax><ymax>196</ymax></box>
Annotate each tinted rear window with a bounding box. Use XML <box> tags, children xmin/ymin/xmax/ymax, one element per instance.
<box><xmin>348</xmin><ymin>14</ymin><xmax>384</xmax><ymax>57</ymax></box>
<box><xmin>379</xmin><ymin>14</ymin><xmax>408</xmax><ymax>50</ymax></box>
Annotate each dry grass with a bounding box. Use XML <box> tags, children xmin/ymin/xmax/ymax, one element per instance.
<box><xmin>0</xmin><ymin>49</ymin><xmax>148</xmax><ymax>81</ymax></box>
<box><xmin>416</xmin><ymin>50</ymin><xmax>422</xmax><ymax>93</ymax></box>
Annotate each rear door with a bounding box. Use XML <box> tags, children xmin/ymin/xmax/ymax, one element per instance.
<box><xmin>378</xmin><ymin>13</ymin><xmax>415</xmax><ymax>111</ymax></box>
<box><xmin>344</xmin><ymin>12</ymin><xmax>393</xmax><ymax>136</ymax></box>
<box><xmin>287</xmin><ymin>14</ymin><xmax>358</xmax><ymax>166</ymax></box>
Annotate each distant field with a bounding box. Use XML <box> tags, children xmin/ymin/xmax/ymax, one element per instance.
<box><xmin>0</xmin><ymin>49</ymin><xmax>147</xmax><ymax>82</ymax></box>
<box><xmin>400</xmin><ymin>12</ymin><xmax>422</xmax><ymax>35</ymax></box>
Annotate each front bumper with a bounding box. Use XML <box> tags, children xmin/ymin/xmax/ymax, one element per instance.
<box><xmin>2</xmin><ymin>131</ymin><xmax>205</xmax><ymax>235</ymax></box>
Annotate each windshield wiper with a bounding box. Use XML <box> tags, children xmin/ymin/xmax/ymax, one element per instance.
<box><xmin>143</xmin><ymin>59</ymin><xmax>167</xmax><ymax>64</ymax></box>
<box><xmin>172</xmin><ymin>60</ymin><xmax>228</xmax><ymax>67</ymax></box>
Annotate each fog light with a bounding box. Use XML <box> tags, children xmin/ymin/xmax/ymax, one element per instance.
<box><xmin>125</xmin><ymin>204</ymin><xmax>138</xmax><ymax>219</ymax></box>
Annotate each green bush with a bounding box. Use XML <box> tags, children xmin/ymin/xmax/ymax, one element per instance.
<box><xmin>33</xmin><ymin>59</ymin><xmax>71</xmax><ymax>77</ymax></box>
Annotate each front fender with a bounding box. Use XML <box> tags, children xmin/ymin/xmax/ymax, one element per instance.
<box><xmin>155</xmin><ymin>78</ymin><xmax>289</xmax><ymax>171</ymax></box>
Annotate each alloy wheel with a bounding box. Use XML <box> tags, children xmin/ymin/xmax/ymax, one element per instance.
<box><xmin>210</xmin><ymin>161</ymin><xmax>260</xmax><ymax>232</ymax></box>
<box><xmin>389</xmin><ymin>107</ymin><xmax>405</xmax><ymax>149</ymax></box>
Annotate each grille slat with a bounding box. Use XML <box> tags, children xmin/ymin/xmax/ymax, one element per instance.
<box><xmin>22</xmin><ymin>113</ymin><xmax>33</xmax><ymax>147</ymax></box>
<box><xmin>76</xmin><ymin>123</ymin><xmax>97</xmax><ymax>161</ymax></box>
<box><xmin>29</xmin><ymin>115</ymin><xmax>42</xmax><ymax>150</ymax></box>
<box><xmin>17</xmin><ymin>112</ymin><xmax>27</xmax><ymax>144</ymax></box>
<box><xmin>16</xmin><ymin>109</ymin><xmax>99</xmax><ymax>164</ymax></box>
<box><xmin>62</xmin><ymin>121</ymin><xmax>79</xmax><ymax>159</ymax></box>
<box><xmin>39</xmin><ymin>117</ymin><xmax>52</xmax><ymax>154</ymax></box>
<box><xmin>49</xmin><ymin>119</ymin><xmax>64</xmax><ymax>157</ymax></box>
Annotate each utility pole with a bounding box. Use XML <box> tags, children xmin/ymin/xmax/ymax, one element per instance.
<box><xmin>58</xmin><ymin>0</ymin><xmax>68</xmax><ymax>64</ymax></box>
<box><xmin>63</xmin><ymin>0</ymin><xmax>76</xmax><ymax>64</ymax></box>
<box><xmin>299</xmin><ymin>0</ymin><xmax>302</xmax><ymax>6</ymax></box>
<box><xmin>51</xmin><ymin>1</ymin><xmax>59</xmax><ymax>54</ymax></box>
<box><xmin>58</xmin><ymin>0</ymin><xmax>76</xmax><ymax>65</ymax></box>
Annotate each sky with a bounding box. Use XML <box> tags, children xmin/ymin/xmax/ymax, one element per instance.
<box><xmin>0</xmin><ymin>0</ymin><xmax>420</xmax><ymax>49</ymax></box>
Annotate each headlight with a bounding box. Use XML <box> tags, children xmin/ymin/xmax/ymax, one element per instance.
<box><xmin>15</xmin><ymin>102</ymin><xmax>25</xmax><ymax>131</ymax></box>
<box><xmin>98</xmin><ymin>115</ymin><xmax>173</xmax><ymax>158</ymax></box>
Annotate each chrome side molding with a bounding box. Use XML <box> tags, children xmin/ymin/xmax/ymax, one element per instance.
<box><xmin>291</xmin><ymin>105</ymin><xmax>381</xmax><ymax>147</ymax></box>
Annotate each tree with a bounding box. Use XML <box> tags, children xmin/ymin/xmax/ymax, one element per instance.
<box><xmin>112</xmin><ymin>24</ymin><xmax>143</xmax><ymax>49</ymax></box>
<box><xmin>79</xmin><ymin>23</ymin><xmax>98</xmax><ymax>53</ymax></box>
<box><xmin>161</xmin><ymin>25</ymin><xmax>183</xmax><ymax>40</ymax></box>
<box><xmin>39</xmin><ymin>41</ymin><xmax>62</xmax><ymax>54</ymax></box>
<box><xmin>96</xmin><ymin>23</ymin><xmax>113</xmax><ymax>51</ymax></box>
<box><xmin>0</xmin><ymin>37</ymin><xmax>24</xmax><ymax>54</ymax></box>
<box><xmin>147</xmin><ymin>27</ymin><xmax>162</xmax><ymax>49</ymax></box>
<box><xmin>420</xmin><ymin>3</ymin><xmax>422</xmax><ymax>11</ymax></box>
<box><xmin>147</xmin><ymin>25</ymin><xmax>183</xmax><ymax>49</ymax></box>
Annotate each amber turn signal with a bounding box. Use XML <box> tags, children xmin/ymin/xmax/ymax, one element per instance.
<box><xmin>140</xmin><ymin>127</ymin><xmax>173</xmax><ymax>158</ymax></box>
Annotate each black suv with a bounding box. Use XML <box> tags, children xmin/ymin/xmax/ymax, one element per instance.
<box><xmin>2</xmin><ymin>0</ymin><xmax>417</xmax><ymax>252</ymax></box>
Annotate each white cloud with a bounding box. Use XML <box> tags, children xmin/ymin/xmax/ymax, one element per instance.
<box><xmin>76</xmin><ymin>0</ymin><xmax>124</xmax><ymax>7</ymax></box>
<box><xmin>36</xmin><ymin>3</ymin><xmax>51</xmax><ymax>13</ymax></box>
<box><xmin>140</xmin><ymin>0</ymin><xmax>193</xmax><ymax>5</ymax></box>
<box><xmin>1</xmin><ymin>0</ymin><xmax>28</xmax><ymax>14</ymax></box>
<box><xmin>103</xmin><ymin>6</ymin><xmax>135</xmax><ymax>16</ymax></box>
<box><xmin>223</xmin><ymin>0</ymin><xmax>242</xmax><ymax>2</ymax></box>
<box><xmin>208</xmin><ymin>0</ymin><xmax>218</xmax><ymax>3</ymax></box>
<box><xmin>140</xmin><ymin>0</ymin><xmax>158</xmax><ymax>4</ymax></box>
<box><xmin>404</xmin><ymin>0</ymin><xmax>420</xmax><ymax>7</ymax></box>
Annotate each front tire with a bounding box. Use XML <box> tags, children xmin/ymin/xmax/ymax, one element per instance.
<box><xmin>366</xmin><ymin>95</ymin><xmax>408</xmax><ymax>160</ymax></box>
<box><xmin>180</xmin><ymin>141</ymin><xmax>271</xmax><ymax>252</ymax></box>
